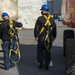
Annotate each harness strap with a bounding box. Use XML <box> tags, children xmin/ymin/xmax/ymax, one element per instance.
<box><xmin>8</xmin><ymin>20</ymin><xmax>14</xmax><ymax>37</ymax></box>
<box><xmin>9</xmin><ymin>20</ymin><xmax>13</xmax><ymax>28</ymax></box>
<box><xmin>44</xmin><ymin>15</ymin><xmax>51</xmax><ymax>26</ymax></box>
<box><xmin>39</xmin><ymin>15</ymin><xmax>52</xmax><ymax>35</ymax></box>
<box><xmin>39</xmin><ymin>15</ymin><xmax>53</xmax><ymax>53</ymax></box>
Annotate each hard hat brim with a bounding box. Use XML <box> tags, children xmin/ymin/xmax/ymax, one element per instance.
<box><xmin>40</xmin><ymin>9</ymin><xmax>49</xmax><ymax>11</ymax></box>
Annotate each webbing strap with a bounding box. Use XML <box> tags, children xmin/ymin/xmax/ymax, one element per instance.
<box><xmin>8</xmin><ymin>20</ymin><xmax>14</xmax><ymax>38</ymax></box>
<box><xmin>39</xmin><ymin>15</ymin><xmax>51</xmax><ymax>35</ymax></box>
<box><xmin>9</xmin><ymin>20</ymin><xmax>13</xmax><ymax>28</ymax></box>
<box><xmin>39</xmin><ymin>15</ymin><xmax>52</xmax><ymax>53</ymax></box>
<box><xmin>43</xmin><ymin>15</ymin><xmax>51</xmax><ymax>26</ymax></box>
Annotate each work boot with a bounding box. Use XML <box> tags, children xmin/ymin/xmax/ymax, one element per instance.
<box><xmin>10</xmin><ymin>63</ymin><xmax>15</xmax><ymax>68</ymax></box>
<box><xmin>49</xmin><ymin>61</ymin><xmax>53</xmax><ymax>66</ymax></box>
<box><xmin>44</xmin><ymin>65</ymin><xmax>49</xmax><ymax>70</ymax></box>
<box><xmin>38</xmin><ymin>63</ymin><xmax>44</xmax><ymax>69</ymax></box>
<box><xmin>4</xmin><ymin>65</ymin><xmax>10</xmax><ymax>70</ymax></box>
<box><xmin>5</xmin><ymin>67</ymin><xmax>10</xmax><ymax>70</ymax></box>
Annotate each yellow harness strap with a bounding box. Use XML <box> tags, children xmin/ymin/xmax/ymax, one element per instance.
<box><xmin>8</xmin><ymin>20</ymin><xmax>14</xmax><ymax>37</ymax></box>
<box><xmin>39</xmin><ymin>15</ymin><xmax>52</xmax><ymax>35</ymax></box>
<box><xmin>39</xmin><ymin>15</ymin><xmax>53</xmax><ymax>53</ymax></box>
<box><xmin>9</xmin><ymin>20</ymin><xmax>13</xmax><ymax>28</ymax></box>
<box><xmin>44</xmin><ymin>15</ymin><xmax>51</xmax><ymax>26</ymax></box>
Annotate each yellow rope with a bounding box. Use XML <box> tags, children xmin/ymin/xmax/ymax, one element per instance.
<box><xmin>9</xmin><ymin>39</ymin><xmax>21</xmax><ymax>64</ymax></box>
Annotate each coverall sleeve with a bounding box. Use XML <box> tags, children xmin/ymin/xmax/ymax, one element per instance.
<box><xmin>34</xmin><ymin>17</ymin><xmax>40</xmax><ymax>38</ymax></box>
<box><xmin>0</xmin><ymin>25</ymin><xmax>1</xmax><ymax>38</ymax></box>
<box><xmin>52</xmin><ymin>19</ymin><xmax>57</xmax><ymax>39</ymax></box>
<box><xmin>0</xmin><ymin>21</ymin><xmax>3</xmax><ymax>36</ymax></box>
<box><xmin>15</xmin><ymin>21</ymin><xmax>23</xmax><ymax>28</ymax></box>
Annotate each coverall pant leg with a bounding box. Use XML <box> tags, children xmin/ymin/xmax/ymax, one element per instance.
<box><xmin>44</xmin><ymin>38</ymin><xmax>52</xmax><ymax>66</ymax></box>
<box><xmin>2</xmin><ymin>41</ymin><xmax>10</xmax><ymax>69</ymax></box>
<box><xmin>45</xmin><ymin>48</ymin><xmax>51</xmax><ymax>66</ymax></box>
<box><xmin>37</xmin><ymin>45</ymin><xmax>44</xmax><ymax>63</ymax></box>
<box><xmin>37</xmin><ymin>37</ymin><xmax>44</xmax><ymax>63</ymax></box>
<box><xmin>37</xmin><ymin>36</ymin><xmax>52</xmax><ymax>66</ymax></box>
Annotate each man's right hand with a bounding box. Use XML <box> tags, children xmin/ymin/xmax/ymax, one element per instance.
<box><xmin>35</xmin><ymin>37</ymin><xmax>38</xmax><ymax>41</ymax></box>
<box><xmin>52</xmin><ymin>38</ymin><xmax>55</xmax><ymax>42</ymax></box>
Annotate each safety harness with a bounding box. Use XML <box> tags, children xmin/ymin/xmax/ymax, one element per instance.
<box><xmin>39</xmin><ymin>15</ymin><xmax>53</xmax><ymax>53</ymax></box>
<box><xmin>8</xmin><ymin>20</ymin><xmax>21</xmax><ymax>64</ymax></box>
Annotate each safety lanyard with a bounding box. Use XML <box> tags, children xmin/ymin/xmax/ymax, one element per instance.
<box><xmin>9</xmin><ymin>20</ymin><xmax>21</xmax><ymax>63</ymax></box>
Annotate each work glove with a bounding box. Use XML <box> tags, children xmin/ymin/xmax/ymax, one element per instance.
<box><xmin>52</xmin><ymin>38</ymin><xmax>55</xmax><ymax>42</ymax></box>
<box><xmin>35</xmin><ymin>37</ymin><xmax>38</xmax><ymax>41</ymax></box>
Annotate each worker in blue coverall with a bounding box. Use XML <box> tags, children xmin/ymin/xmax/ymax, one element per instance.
<box><xmin>0</xmin><ymin>12</ymin><xmax>22</xmax><ymax>70</ymax></box>
<box><xmin>34</xmin><ymin>4</ymin><xmax>57</xmax><ymax>70</ymax></box>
